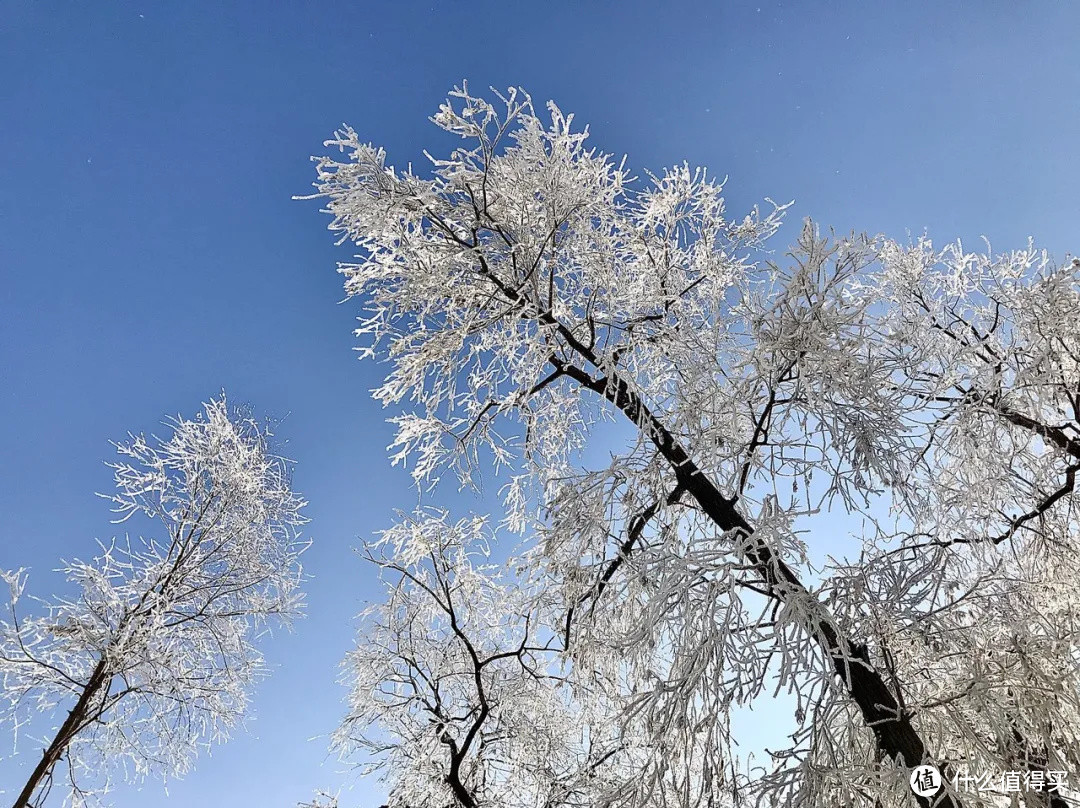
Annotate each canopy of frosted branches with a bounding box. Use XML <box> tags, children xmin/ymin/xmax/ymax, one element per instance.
<box><xmin>0</xmin><ymin>396</ymin><xmax>308</xmax><ymax>804</ymax></box>
<box><xmin>300</xmin><ymin>85</ymin><xmax>1080</xmax><ymax>808</ymax></box>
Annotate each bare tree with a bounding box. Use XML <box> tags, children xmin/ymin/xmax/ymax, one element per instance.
<box><xmin>1</xmin><ymin>395</ymin><xmax>308</xmax><ymax>807</ymax></box>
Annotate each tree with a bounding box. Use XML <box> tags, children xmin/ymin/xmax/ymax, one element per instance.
<box><xmin>335</xmin><ymin>511</ymin><xmax>738</xmax><ymax>808</ymax></box>
<box><xmin>299</xmin><ymin>85</ymin><xmax>1080</xmax><ymax>808</ymax></box>
<box><xmin>1</xmin><ymin>396</ymin><xmax>308</xmax><ymax>807</ymax></box>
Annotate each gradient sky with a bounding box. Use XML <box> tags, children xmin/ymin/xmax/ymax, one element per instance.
<box><xmin>2</xmin><ymin>2</ymin><xmax>1079</xmax><ymax>806</ymax></box>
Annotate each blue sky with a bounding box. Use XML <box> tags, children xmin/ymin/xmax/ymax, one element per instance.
<box><xmin>1</xmin><ymin>2</ymin><xmax>1079</xmax><ymax>805</ymax></box>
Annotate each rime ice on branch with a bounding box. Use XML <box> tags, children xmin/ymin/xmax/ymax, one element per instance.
<box><xmin>1</xmin><ymin>395</ymin><xmax>308</xmax><ymax>807</ymax></box>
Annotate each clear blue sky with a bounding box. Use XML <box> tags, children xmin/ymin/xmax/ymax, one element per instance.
<box><xmin>1</xmin><ymin>2</ymin><xmax>1078</xmax><ymax>806</ymax></box>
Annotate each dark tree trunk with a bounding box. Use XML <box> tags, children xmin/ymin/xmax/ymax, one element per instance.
<box><xmin>12</xmin><ymin>659</ymin><xmax>108</xmax><ymax>808</ymax></box>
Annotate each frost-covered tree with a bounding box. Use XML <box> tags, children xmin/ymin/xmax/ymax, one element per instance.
<box><xmin>1</xmin><ymin>396</ymin><xmax>308</xmax><ymax>807</ymax></box>
<box><xmin>299</xmin><ymin>85</ymin><xmax>1079</xmax><ymax>808</ymax></box>
<box><xmin>332</xmin><ymin>510</ymin><xmax>752</xmax><ymax>808</ymax></box>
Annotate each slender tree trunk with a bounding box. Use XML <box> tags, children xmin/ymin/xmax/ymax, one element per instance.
<box><xmin>12</xmin><ymin>659</ymin><xmax>108</xmax><ymax>808</ymax></box>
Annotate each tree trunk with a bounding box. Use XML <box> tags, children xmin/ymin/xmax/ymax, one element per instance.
<box><xmin>12</xmin><ymin>658</ymin><xmax>108</xmax><ymax>808</ymax></box>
